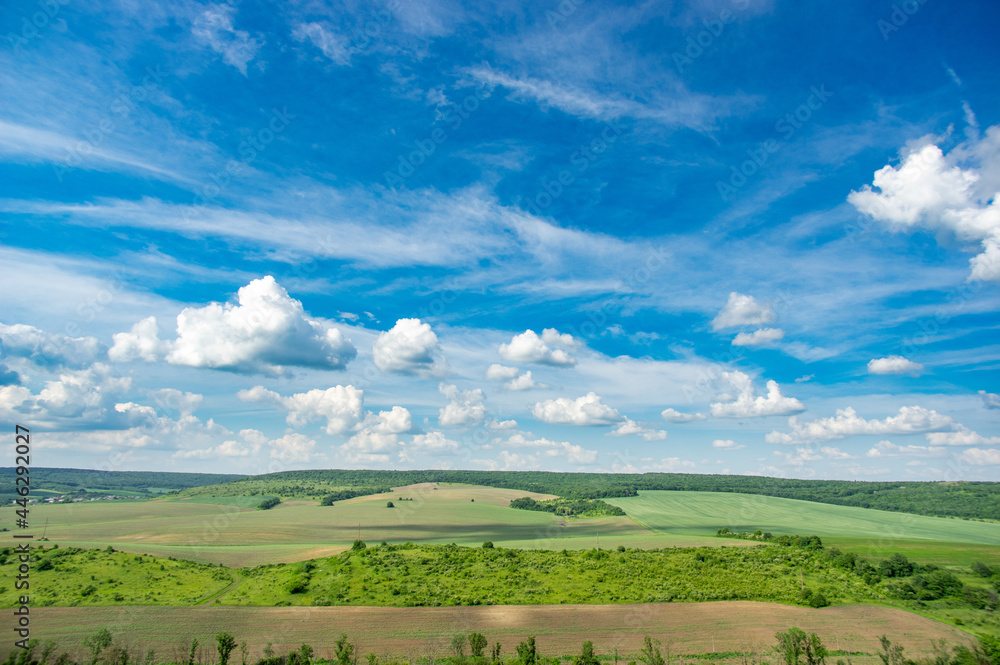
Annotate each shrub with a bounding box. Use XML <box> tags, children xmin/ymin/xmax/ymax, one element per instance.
<box><xmin>515</xmin><ymin>637</ymin><xmax>536</xmax><ymax>665</ymax></box>
<box><xmin>482</xmin><ymin>541</ymin><xmax>494</xmax><ymax>549</ymax></box>
<box><xmin>468</xmin><ymin>634</ymin><xmax>487</xmax><ymax>659</ymax></box>
<box><xmin>258</xmin><ymin>497</ymin><xmax>281</xmax><ymax>510</ymax></box>
<box><xmin>972</xmin><ymin>560</ymin><xmax>993</xmax><ymax>577</ymax></box>
<box><xmin>285</xmin><ymin>576</ymin><xmax>308</xmax><ymax>594</ymax></box>
<box><xmin>775</xmin><ymin>628</ymin><xmax>826</xmax><ymax>665</ymax></box>
<box><xmin>878</xmin><ymin>553</ymin><xmax>914</xmax><ymax>578</ymax></box>
<box><xmin>386</xmin><ymin>501</ymin><xmax>394</xmax><ymax>508</ymax></box>
<box><xmin>574</xmin><ymin>641</ymin><xmax>599</xmax><ymax>665</ymax></box>
<box><xmin>808</xmin><ymin>593</ymin><xmax>830</xmax><ymax>608</ymax></box>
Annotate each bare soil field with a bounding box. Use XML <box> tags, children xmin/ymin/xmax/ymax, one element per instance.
<box><xmin>33</xmin><ymin>602</ymin><xmax>973</xmax><ymax>659</ymax></box>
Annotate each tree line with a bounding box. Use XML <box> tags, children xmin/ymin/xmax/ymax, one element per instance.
<box><xmin>508</xmin><ymin>497</ymin><xmax>625</xmax><ymax>517</ymax></box>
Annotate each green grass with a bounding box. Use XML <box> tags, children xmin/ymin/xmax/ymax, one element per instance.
<box><xmin>0</xmin><ymin>547</ymin><xmax>233</xmax><ymax>606</ymax></box>
<box><xmin>823</xmin><ymin>536</ymin><xmax>1000</xmax><ymax>567</ymax></box>
<box><xmin>607</xmin><ymin>491</ymin><xmax>1000</xmax><ymax>545</ymax></box>
<box><xmin>172</xmin><ymin>495</ymin><xmax>278</xmax><ymax>507</ymax></box>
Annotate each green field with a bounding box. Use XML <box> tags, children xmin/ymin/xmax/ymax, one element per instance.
<box><xmin>5</xmin><ymin>485</ymin><xmax>686</xmax><ymax>566</ymax></box>
<box><xmin>607</xmin><ymin>491</ymin><xmax>1000</xmax><ymax>545</ymax></box>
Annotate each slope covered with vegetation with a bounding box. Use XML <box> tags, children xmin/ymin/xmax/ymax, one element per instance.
<box><xmin>5</xmin><ymin>537</ymin><xmax>1000</xmax><ymax>639</ymax></box>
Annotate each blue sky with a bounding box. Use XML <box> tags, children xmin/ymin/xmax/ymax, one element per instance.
<box><xmin>1</xmin><ymin>0</ymin><xmax>999</xmax><ymax>479</ymax></box>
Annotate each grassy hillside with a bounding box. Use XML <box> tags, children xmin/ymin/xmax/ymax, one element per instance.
<box><xmin>607</xmin><ymin>491</ymin><xmax>1000</xmax><ymax>545</ymax></box>
<box><xmin>0</xmin><ymin>541</ymin><xmax>892</xmax><ymax>608</ymax></box>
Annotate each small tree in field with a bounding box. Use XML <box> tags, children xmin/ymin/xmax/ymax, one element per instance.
<box><xmin>451</xmin><ymin>635</ymin><xmax>467</xmax><ymax>661</ymax></box>
<box><xmin>639</xmin><ymin>637</ymin><xmax>665</xmax><ymax>665</ymax></box>
<box><xmin>387</xmin><ymin>501</ymin><xmax>395</xmax><ymax>508</ymax></box>
<box><xmin>216</xmin><ymin>634</ymin><xmax>237</xmax><ymax>665</ymax></box>
<box><xmin>490</xmin><ymin>643</ymin><xmax>502</xmax><ymax>665</ymax></box>
<box><xmin>515</xmin><ymin>637</ymin><xmax>536</xmax><ymax>665</ymax></box>
<box><xmin>775</xmin><ymin>628</ymin><xmax>826</xmax><ymax>665</ymax></box>
<box><xmin>335</xmin><ymin>634</ymin><xmax>356</xmax><ymax>665</ymax></box>
<box><xmin>574</xmin><ymin>641</ymin><xmax>599</xmax><ymax>665</ymax></box>
<box><xmin>877</xmin><ymin>636</ymin><xmax>905</xmax><ymax>665</ymax></box>
<box><xmin>83</xmin><ymin>629</ymin><xmax>113</xmax><ymax>665</ymax></box>
<box><xmin>468</xmin><ymin>634</ymin><xmax>488</xmax><ymax>659</ymax></box>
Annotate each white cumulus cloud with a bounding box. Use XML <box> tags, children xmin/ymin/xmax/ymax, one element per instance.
<box><xmin>0</xmin><ymin>323</ymin><xmax>104</xmax><ymax>368</ymax></box>
<box><xmin>148</xmin><ymin>388</ymin><xmax>202</xmax><ymax>417</ymax></box>
<box><xmin>238</xmin><ymin>384</ymin><xmax>365</xmax><ymax>435</ymax></box>
<box><xmin>925</xmin><ymin>427</ymin><xmax>1000</xmax><ymax>446</ymax></box>
<box><xmin>608</xmin><ymin>418</ymin><xmax>667</xmax><ymax>441</ymax></box>
<box><xmin>959</xmin><ymin>448</ymin><xmax>1000</xmax><ymax>465</ymax></box>
<box><xmin>501</xmin><ymin>433</ymin><xmax>597</xmax><ymax>465</ymax></box>
<box><xmin>711</xmin><ymin>293</ymin><xmax>777</xmax><ymax>331</ymax></box>
<box><xmin>867</xmin><ymin>356</ymin><xmax>924</xmax><ymax>375</ymax></box>
<box><xmin>866</xmin><ymin>440</ymin><xmax>947</xmax><ymax>458</ymax></box>
<box><xmin>373</xmin><ymin>318</ymin><xmax>444</xmax><ymax>375</ymax></box>
<box><xmin>732</xmin><ymin>328</ymin><xmax>785</xmax><ymax>347</ymax></box>
<box><xmin>0</xmin><ymin>363</ymin><xmax>131</xmax><ymax>427</ymax></box>
<box><xmin>712</xmin><ymin>439</ymin><xmax>744</xmax><ymax>450</ymax></box>
<box><xmin>498</xmin><ymin>329</ymin><xmax>576</xmax><ymax>366</ymax></box>
<box><xmin>438</xmin><ymin>383</ymin><xmax>486</xmax><ymax>427</ymax></box>
<box><xmin>766</xmin><ymin>405</ymin><xmax>955</xmax><ymax>445</ymax></box>
<box><xmin>142</xmin><ymin>276</ymin><xmax>358</xmax><ymax>374</ymax></box>
<box><xmin>848</xmin><ymin>133</ymin><xmax>1000</xmax><ymax>282</ymax></box>
<box><xmin>980</xmin><ymin>390</ymin><xmax>1000</xmax><ymax>409</ymax></box>
<box><xmin>267</xmin><ymin>433</ymin><xmax>318</xmax><ymax>464</ymax></box>
<box><xmin>660</xmin><ymin>408</ymin><xmax>707</xmax><ymax>423</ymax></box>
<box><xmin>409</xmin><ymin>431</ymin><xmax>460</xmax><ymax>453</ymax></box>
<box><xmin>710</xmin><ymin>371</ymin><xmax>805</xmax><ymax>418</ymax></box>
<box><xmin>532</xmin><ymin>392</ymin><xmax>623</xmax><ymax>426</ymax></box>
<box><xmin>109</xmin><ymin>317</ymin><xmax>170</xmax><ymax>363</ymax></box>
<box><xmin>485</xmin><ymin>364</ymin><xmax>545</xmax><ymax>390</ymax></box>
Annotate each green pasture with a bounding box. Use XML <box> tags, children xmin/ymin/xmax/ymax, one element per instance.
<box><xmin>607</xmin><ymin>491</ymin><xmax>1000</xmax><ymax>546</ymax></box>
<box><xmin>4</xmin><ymin>485</ymin><xmax>660</xmax><ymax>565</ymax></box>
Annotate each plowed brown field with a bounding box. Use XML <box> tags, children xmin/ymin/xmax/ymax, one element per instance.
<box><xmin>34</xmin><ymin>602</ymin><xmax>973</xmax><ymax>659</ymax></box>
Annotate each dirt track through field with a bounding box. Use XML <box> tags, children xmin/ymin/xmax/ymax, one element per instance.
<box><xmin>37</xmin><ymin>602</ymin><xmax>973</xmax><ymax>658</ymax></box>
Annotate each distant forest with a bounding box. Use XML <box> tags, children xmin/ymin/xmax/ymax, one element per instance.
<box><xmin>0</xmin><ymin>467</ymin><xmax>246</xmax><ymax>501</ymax></box>
<box><xmin>3</xmin><ymin>467</ymin><xmax>999</xmax><ymax>521</ymax></box>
